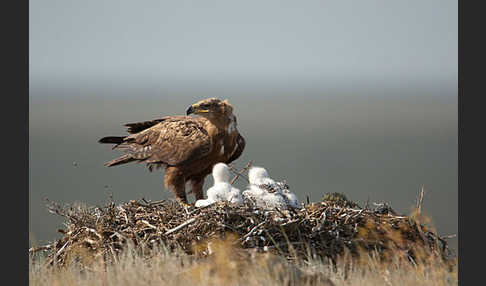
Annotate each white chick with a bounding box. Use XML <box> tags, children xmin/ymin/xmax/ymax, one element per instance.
<box><xmin>281</xmin><ymin>190</ymin><xmax>300</xmax><ymax>209</ymax></box>
<box><xmin>243</xmin><ymin>167</ymin><xmax>275</xmax><ymax>201</ymax></box>
<box><xmin>195</xmin><ymin>163</ymin><xmax>242</xmax><ymax>207</ymax></box>
<box><xmin>195</xmin><ymin>198</ymin><xmax>215</xmax><ymax>207</ymax></box>
<box><xmin>248</xmin><ymin>167</ymin><xmax>276</xmax><ymax>186</ymax></box>
<box><xmin>242</xmin><ymin>167</ymin><xmax>274</xmax><ymax>200</ymax></box>
<box><xmin>243</xmin><ymin>166</ymin><xmax>300</xmax><ymax>209</ymax></box>
<box><xmin>260</xmin><ymin>192</ymin><xmax>288</xmax><ymax>209</ymax></box>
<box><xmin>273</xmin><ymin>181</ymin><xmax>299</xmax><ymax>208</ymax></box>
<box><xmin>227</xmin><ymin>188</ymin><xmax>243</xmax><ymax>204</ymax></box>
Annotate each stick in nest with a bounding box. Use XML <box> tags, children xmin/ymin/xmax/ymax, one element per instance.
<box><xmin>164</xmin><ymin>217</ymin><xmax>198</xmax><ymax>235</ymax></box>
<box><xmin>237</xmin><ymin>221</ymin><xmax>266</xmax><ymax>243</ymax></box>
<box><xmin>416</xmin><ymin>185</ymin><xmax>425</xmax><ymax>216</ymax></box>
<box><xmin>229</xmin><ymin>160</ymin><xmax>253</xmax><ymax>185</ymax></box>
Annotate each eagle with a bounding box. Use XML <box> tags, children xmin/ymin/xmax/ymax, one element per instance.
<box><xmin>98</xmin><ymin>98</ymin><xmax>245</xmax><ymax>204</ymax></box>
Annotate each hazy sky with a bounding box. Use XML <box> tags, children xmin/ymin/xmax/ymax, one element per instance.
<box><xmin>29</xmin><ymin>0</ymin><xmax>457</xmax><ymax>89</ymax></box>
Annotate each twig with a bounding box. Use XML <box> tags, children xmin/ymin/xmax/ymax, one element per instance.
<box><xmin>230</xmin><ymin>160</ymin><xmax>253</xmax><ymax>184</ymax></box>
<box><xmin>440</xmin><ymin>234</ymin><xmax>457</xmax><ymax>240</ymax></box>
<box><xmin>416</xmin><ymin>186</ymin><xmax>425</xmax><ymax>216</ymax></box>
<box><xmin>29</xmin><ymin>245</ymin><xmax>52</xmax><ymax>254</ymax></box>
<box><xmin>140</xmin><ymin>220</ymin><xmax>157</xmax><ymax>230</ymax></box>
<box><xmin>237</xmin><ymin>221</ymin><xmax>266</xmax><ymax>243</ymax></box>
<box><xmin>149</xmin><ymin>200</ymin><xmax>166</xmax><ymax>206</ymax></box>
<box><xmin>164</xmin><ymin>217</ymin><xmax>198</xmax><ymax>235</ymax></box>
<box><xmin>414</xmin><ymin>186</ymin><xmax>427</xmax><ymax>244</ymax></box>
<box><xmin>53</xmin><ymin>240</ymin><xmax>69</xmax><ymax>264</ymax></box>
<box><xmin>132</xmin><ymin>200</ymin><xmax>150</xmax><ymax>208</ymax></box>
<box><xmin>274</xmin><ymin>207</ymin><xmax>288</xmax><ymax>218</ymax></box>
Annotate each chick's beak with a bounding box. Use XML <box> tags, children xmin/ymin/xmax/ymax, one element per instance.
<box><xmin>186</xmin><ymin>105</ymin><xmax>195</xmax><ymax>115</ymax></box>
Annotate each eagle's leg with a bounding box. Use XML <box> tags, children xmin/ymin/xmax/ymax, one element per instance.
<box><xmin>190</xmin><ymin>178</ymin><xmax>205</xmax><ymax>200</ymax></box>
<box><xmin>164</xmin><ymin>167</ymin><xmax>188</xmax><ymax>203</ymax></box>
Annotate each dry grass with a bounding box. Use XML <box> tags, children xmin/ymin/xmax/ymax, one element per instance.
<box><xmin>30</xmin><ymin>234</ymin><xmax>457</xmax><ymax>286</ymax></box>
<box><xmin>30</xmin><ymin>194</ymin><xmax>457</xmax><ymax>285</ymax></box>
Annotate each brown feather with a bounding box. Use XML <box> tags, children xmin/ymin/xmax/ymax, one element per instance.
<box><xmin>103</xmin><ymin>154</ymin><xmax>136</xmax><ymax>167</ymax></box>
<box><xmin>98</xmin><ymin>136</ymin><xmax>125</xmax><ymax>144</ymax></box>
<box><xmin>124</xmin><ymin>118</ymin><xmax>166</xmax><ymax>134</ymax></box>
<box><xmin>119</xmin><ymin>117</ymin><xmax>212</xmax><ymax>166</ymax></box>
<box><xmin>98</xmin><ymin>98</ymin><xmax>245</xmax><ymax>203</ymax></box>
<box><xmin>228</xmin><ymin>134</ymin><xmax>246</xmax><ymax>163</ymax></box>
<box><xmin>100</xmin><ymin>117</ymin><xmax>213</xmax><ymax>166</ymax></box>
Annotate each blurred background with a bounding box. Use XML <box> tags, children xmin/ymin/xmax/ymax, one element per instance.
<box><xmin>29</xmin><ymin>0</ymin><xmax>457</xmax><ymax>251</ymax></box>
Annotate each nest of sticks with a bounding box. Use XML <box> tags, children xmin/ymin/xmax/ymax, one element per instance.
<box><xmin>30</xmin><ymin>195</ymin><xmax>454</xmax><ymax>268</ymax></box>
<box><xmin>29</xmin><ymin>162</ymin><xmax>455</xmax><ymax>268</ymax></box>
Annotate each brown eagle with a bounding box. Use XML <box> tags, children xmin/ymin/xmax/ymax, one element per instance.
<box><xmin>98</xmin><ymin>98</ymin><xmax>245</xmax><ymax>203</ymax></box>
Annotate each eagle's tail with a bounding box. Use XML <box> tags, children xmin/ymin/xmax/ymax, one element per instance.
<box><xmin>98</xmin><ymin>136</ymin><xmax>125</xmax><ymax>144</ymax></box>
<box><xmin>104</xmin><ymin>154</ymin><xmax>136</xmax><ymax>167</ymax></box>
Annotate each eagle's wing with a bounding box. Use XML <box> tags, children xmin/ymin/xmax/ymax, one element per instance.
<box><xmin>113</xmin><ymin>117</ymin><xmax>212</xmax><ymax>166</ymax></box>
<box><xmin>124</xmin><ymin>118</ymin><xmax>169</xmax><ymax>134</ymax></box>
<box><xmin>99</xmin><ymin>117</ymin><xmax>179</xmax><ymax>148</ymax></box>
<box><xmin>227</xmin><ymin>133</ymin><xmax>245</xmax><ymax>163</ymax></box>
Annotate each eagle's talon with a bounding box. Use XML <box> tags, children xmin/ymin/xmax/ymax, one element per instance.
<box><xmin>178</xmin><ymin>201</ymin><xmax>193</xmax><ymax>208</ymax></box>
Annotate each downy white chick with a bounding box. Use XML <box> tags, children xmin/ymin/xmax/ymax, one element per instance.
<box><xmin>195</xmin><ymin>163</ymin><xmax>242</xmax><ymax>207</ymax></box>
<box><xmin>243</xmin><ymin>166</ymin><xmax>299</xmax><ymax>209</ymax></box>
<box><xmin>281</xmin><ymin>190</ymin><xmax>299</xmax><ymax>209</ymax></box>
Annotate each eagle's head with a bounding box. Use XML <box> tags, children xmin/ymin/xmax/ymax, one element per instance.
<box><xmin>186</xmin><ymin>98</ymin><xmax>234</xmax><ymax>118</ymax></box>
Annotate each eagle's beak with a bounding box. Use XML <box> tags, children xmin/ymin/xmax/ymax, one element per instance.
<box><xmin>187</xmin><ymin>104</ymin><xmax>210</xmax><ymax>115</ymax></box>
<box><xmin>186</xmin><ymin>105</ymin><xmax>195</xmax><ymax>115</ymax></box>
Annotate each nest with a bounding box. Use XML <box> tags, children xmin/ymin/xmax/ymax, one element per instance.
<box><xmin>30</xmin><ymin>192</ymin><xmax>455</xmax><ymax>268</ymax></box>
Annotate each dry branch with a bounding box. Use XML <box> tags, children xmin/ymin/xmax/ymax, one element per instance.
<box><xmin>164</xmin><ymin>217</ymin><xmax>198</xmax><ymax>235</ymax></box>
<box><xmin>229</xmin><ymin>160</ymin><xmax>253</xmax><ymax>184</ymax></box>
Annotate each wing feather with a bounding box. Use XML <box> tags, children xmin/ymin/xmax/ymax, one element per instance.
<box><xmin>124</xmin><ymin>118</ymin><xmax>165</xmax><ymax>134</ymax></box>
<box><xmin>123</xmin><ymin>116</ymin><xmax>189</xmax><ymax>134</ymax></box>
<box><xmin>114</xmin><ymin>117</ymin><xmax>212</xmax><ymax>166</ymax></box>
<box><xmin>227</xmin><ymin>133</ymin><xmax>246</xmax><ymax>163</ymax></box>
